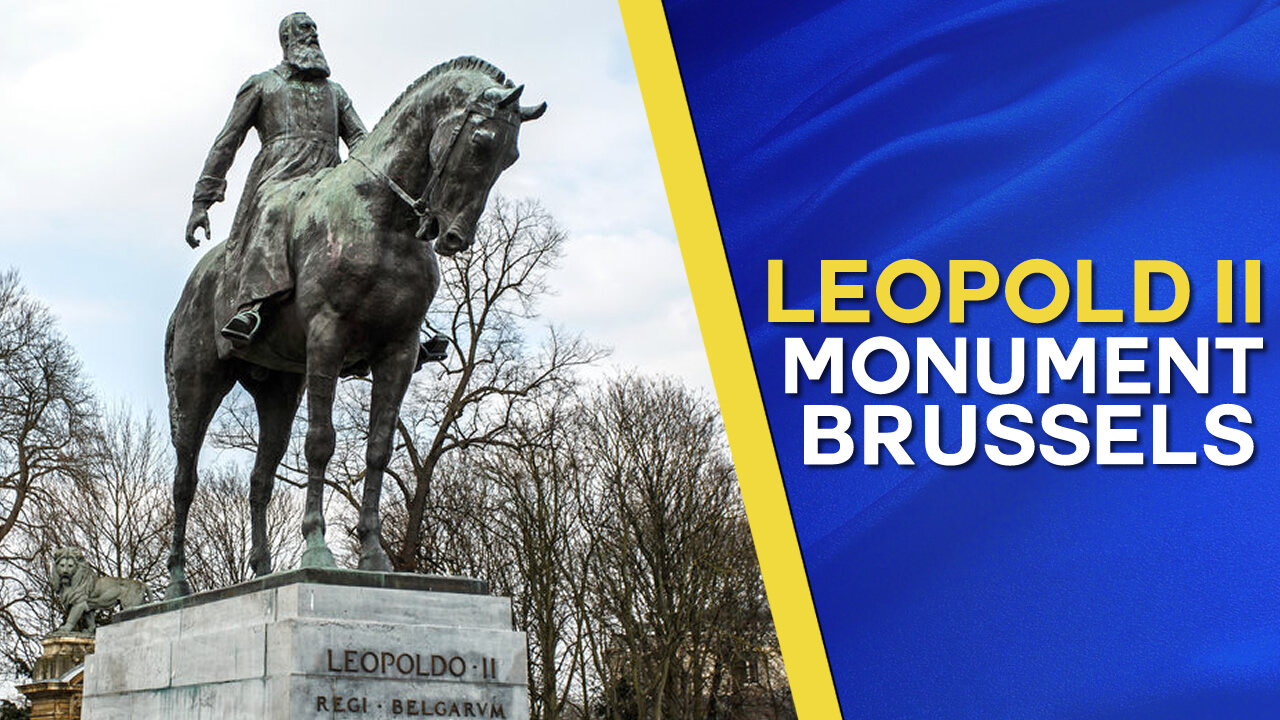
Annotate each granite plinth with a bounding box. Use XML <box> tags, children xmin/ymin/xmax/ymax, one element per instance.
<box><xmin>81</xmin><ymin>571</ymin><xmax>527</xmax><ymax>720</ymax></box>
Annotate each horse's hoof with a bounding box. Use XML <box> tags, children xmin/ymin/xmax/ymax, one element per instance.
<box><xmin>358</xmin><ymin>548</ymin><xmax>394</xmax><ymax>573</ymax></box>
<box><xmin>165</xmin><ymin>580</ymin><xmax>191</xmax><ymax>600</ymax></box>
<box><xmin>300</xmin><ymin>544</ymin><xmax>336</xmax><ymax>569</ymax></box>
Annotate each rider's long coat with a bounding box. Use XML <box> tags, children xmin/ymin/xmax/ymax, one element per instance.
<box><xmin>192</xmin><ymin>63</ymin><xmax>366</xmax><ymax>342</ymax></box>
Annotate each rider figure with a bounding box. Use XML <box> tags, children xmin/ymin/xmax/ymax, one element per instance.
<box><xmin>185</xmin><ymin>12</ymin><xmax>364</xmax><ymax>345</ymax></box>
<box><xmin>186</xmin><ymin>13</ymin><xmax>449</xmax><ymax>367</ymax></box>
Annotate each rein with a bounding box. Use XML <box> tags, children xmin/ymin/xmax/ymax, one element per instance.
<box><xmin>353</xmin><ymin>98</ymin><xmax>518</xmax><ymax>236</ymax></box>
<box><xmin>352</xmin><ymin>156</ymin><xmax>426</xmax><ymax>216</ymax></box>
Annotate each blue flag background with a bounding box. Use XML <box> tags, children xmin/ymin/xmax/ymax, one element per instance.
<box><xmin>664</xmin><ymin>0</ymin><xmax>1280</xmax><ymax>716</ymax></box>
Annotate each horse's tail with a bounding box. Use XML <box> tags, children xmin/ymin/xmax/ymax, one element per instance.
<box><xmin>164</xmin><ymin>309</ymin><xmax>179</xmax><ymax>442</ymax></box>
<box><xmin>166</xmin><ymin>243</ymin><xmax>224</xmax><ymax>442</ymax></box>
<box><xmin>164</xmin><ymin>310</ymin><xmax>176</xmax><ymax>375</ymax></box>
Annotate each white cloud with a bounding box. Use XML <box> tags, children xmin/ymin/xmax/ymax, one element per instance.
<box><xmin>544</xmin><ymin>229</ymin><xmax>712</xmax><ymax>385</ymax></box>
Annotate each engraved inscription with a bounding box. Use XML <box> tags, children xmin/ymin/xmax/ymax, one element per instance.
<box><xmin>389</xmin><ymin>699</ymin><xmax>506</xmax><ymax>717</ymax></box>
<box><xmin>325</xmin><ymin>649</ymin><xmax>500</xmax><ymax>680</ymax></box>
<box><xmin>312</xmin><ymin>695</ymin><xmax>507</xmax><ymax>717</ymax></box>
<box><xmin>316</xmin><ymin>695</ymin><xmax>369</xmax><ymax>713</ymax></box>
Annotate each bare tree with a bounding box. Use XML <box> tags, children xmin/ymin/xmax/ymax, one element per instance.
<box><xmin>390</xmin><ymin>196</ymin><xmax>603</xmax><ymax>571</ymax></box>
<box><xmin>183</xmin><ymin>466</ymin><xmax>304</xmax><ymax>592</ymax></box>
<box><xmin>29</xmin><ymin>407</ymin><xmax>171</xmax><ymax>584</ymax></box>
<box><xmin>582</xmin><ymin>375</ymin><xmax>765</xmax><ymax>720</ymax></box>
<box><xmin>0</xmin><ymin>270</ymin><xmax>94</xmax><ymax>674</ymax></box>
<box><xmin>16</xmin><ymin>407</ymin><xmax>173</xmax><ymax>653</ymax></box>
<box><xmin>699</xmin><ymin>515</ymin><xmax>794</xmax><ymax>720</ymax></box>
<box><xmin>477</xmin><ymin>388</ymin><xmax>595</xmax><ymax>720</ymax></box>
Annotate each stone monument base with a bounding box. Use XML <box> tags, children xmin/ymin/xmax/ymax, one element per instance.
<box><xmin>80</xmin><ymin>569</ymin><xmax>528</xmax><ymax>719</ymax></box>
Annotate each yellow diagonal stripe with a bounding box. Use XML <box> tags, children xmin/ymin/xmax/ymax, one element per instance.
<box><xmin>617</xmin><ymin>2</ymin><xmax>842</xmax><ymax>718</ymax></box>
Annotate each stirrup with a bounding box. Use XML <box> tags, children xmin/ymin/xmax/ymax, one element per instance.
<box><xmin>415</xmin><ymin>333</ymin><xmax>450</xmax><ymax>370</ymax></box>
<box><xmin>220</xmin><ymin>308</ymin><xmax>263</xmax><ymax>345</ymax></box>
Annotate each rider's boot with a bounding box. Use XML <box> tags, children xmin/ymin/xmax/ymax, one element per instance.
<box><xmin>415</xmin><ymin>332</ymin><xmax>450</xmax><ymax>370</ymax></box>
<box><xmin>220</xmin><ymin>302</ymin><xmax>264</xmax><ymax>345</ymax></box>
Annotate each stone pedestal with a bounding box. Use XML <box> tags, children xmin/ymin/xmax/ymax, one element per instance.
<box><xmin>18</xmin><ymin>635</ymin><xmax>95</xmax><ymax>720</ymax></box>
<box><xmin>80</xmin><ymin>569</ymin><xmax>528</xmax><ymax>719</ymax></box>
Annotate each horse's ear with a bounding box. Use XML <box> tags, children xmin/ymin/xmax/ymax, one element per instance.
<box><xmin>520</xmin><ymin>102</ymin><xmax>547</xmax><ymax>122</ymax></box>
<box><xmin>499</xmin><ymin>84</ymin><xmax>524</xmax><ymax>108</ymax></box>
<box><xmin>485</xmin><ymin>84</ymin><xmax>524</xmax><ymax>108</ymax></box>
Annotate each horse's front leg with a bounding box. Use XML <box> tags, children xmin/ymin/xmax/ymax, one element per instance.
<box><xmin>300</xmin><ymin>321</ymin><xmax>345</xmax><ymax>569</ymax></box>
<box><xmin>359</xmin><ymin>341</ymin><xmax>418</xmax><ymax>572</ymax></box>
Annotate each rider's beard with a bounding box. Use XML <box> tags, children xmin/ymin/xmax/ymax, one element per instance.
<box><xmin>285</xmin><ymin>41</ymin><xmax>330</xmax><ymax>79</ymax></box>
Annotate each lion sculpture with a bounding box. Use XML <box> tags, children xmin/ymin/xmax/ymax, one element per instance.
<box><xmin>50</xmin><ymin>547</ymin><xmax>147</xmax><ymax>636</ymax></box>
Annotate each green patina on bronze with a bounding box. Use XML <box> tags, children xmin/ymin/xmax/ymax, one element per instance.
<box><xmin>166</xmin><ymin>15</ymin><xmax>545</xmax><ymax>599</ymax></box>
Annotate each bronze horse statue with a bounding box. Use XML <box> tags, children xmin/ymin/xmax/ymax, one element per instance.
<box><xmin>165</xmin><ymin>57</ymin><xmax>545</xmax><ymax>598</ymax></box>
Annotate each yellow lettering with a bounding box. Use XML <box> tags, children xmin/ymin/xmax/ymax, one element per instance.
<box><xmin>876</xmin><ymin>259</ymin><xmax>940</xmax><ymax>323</ymax></box>
<box><xmin>1076</xmin><ymin>260</ymin><xmax>1122</xmax><ymax>322</ymax></box>
<box><xmin>1217</xmin><ymin>259</ymin><xmax>1233</xmax><ymax>323</ymax></box>
<box><xmin>1134</xmin><ymin>260</ymin><xmax>1189</xmax><ymax>323</ymax></box>
<box><xmin>821</xmin><ymin>259</ymin><xmax>869</xmax><ymax>323</ymax></box>
<box><xmin>1006</xmin><ymin>260</ymin><xmax>1069</xmax><ymax>324</ymax></box>
<box><xmin>1246</xmin><ymin>259</ymin><xmax>1261</xmax><ymax>323</ymax></box>
<box><xmin>767</xmin><ymin>259</ymin><xmax>813</xmax><ymax>322</ymax></box>
<box><xmin>949</xmin><ymin>260</ymin><xmax>998</xmax><ymax>323</ymax></box>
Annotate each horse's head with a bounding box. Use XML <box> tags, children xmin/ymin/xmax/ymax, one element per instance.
<box><xmin>416</xmin><ymin>80</ymin><xmax>546</xmax><ymax>256</ymax></box>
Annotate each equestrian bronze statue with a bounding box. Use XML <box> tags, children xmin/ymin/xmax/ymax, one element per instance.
<box><xmin>165</xmin><ymin>55</ymin><xmax>545</xmax><ymax>598</ymax></box>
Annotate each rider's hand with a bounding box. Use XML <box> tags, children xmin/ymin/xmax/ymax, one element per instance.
<box><xmin>186</xmin><ymin>206</ymin><xmax>211</xmax><ymax>248</ymax></box>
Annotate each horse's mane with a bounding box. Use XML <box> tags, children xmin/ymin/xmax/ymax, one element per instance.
<box><xmin>380</xmin><ymin>56</ymin><xmax>513</xmax><ymax>124</ymax></box>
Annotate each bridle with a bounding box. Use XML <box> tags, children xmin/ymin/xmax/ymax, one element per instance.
<box><xmin>352</xmin><ymin>97</ymin><xmax>519</xmax><ymax>239</ymax></box>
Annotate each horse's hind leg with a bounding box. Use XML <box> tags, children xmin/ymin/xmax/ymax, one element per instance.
<box><xmin>167</xmin><ymin>363</ymin><xmax>234</xmax><ymax>598</ymax></box>
<box><xmin>359</xmin><ymin>342</ymin><xmax>418</xmax><ymax>572</ymax></box>
<box><xmin>243</xmin><ymin>369</ymin><xmax>304</xmax><ymax>577</ymax></box>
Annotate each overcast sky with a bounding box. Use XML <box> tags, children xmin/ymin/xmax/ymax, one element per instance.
<box><xmin>0</xmin><ymin>0</ymin><xmax>711</xmax><ymax>418</ymax></box>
